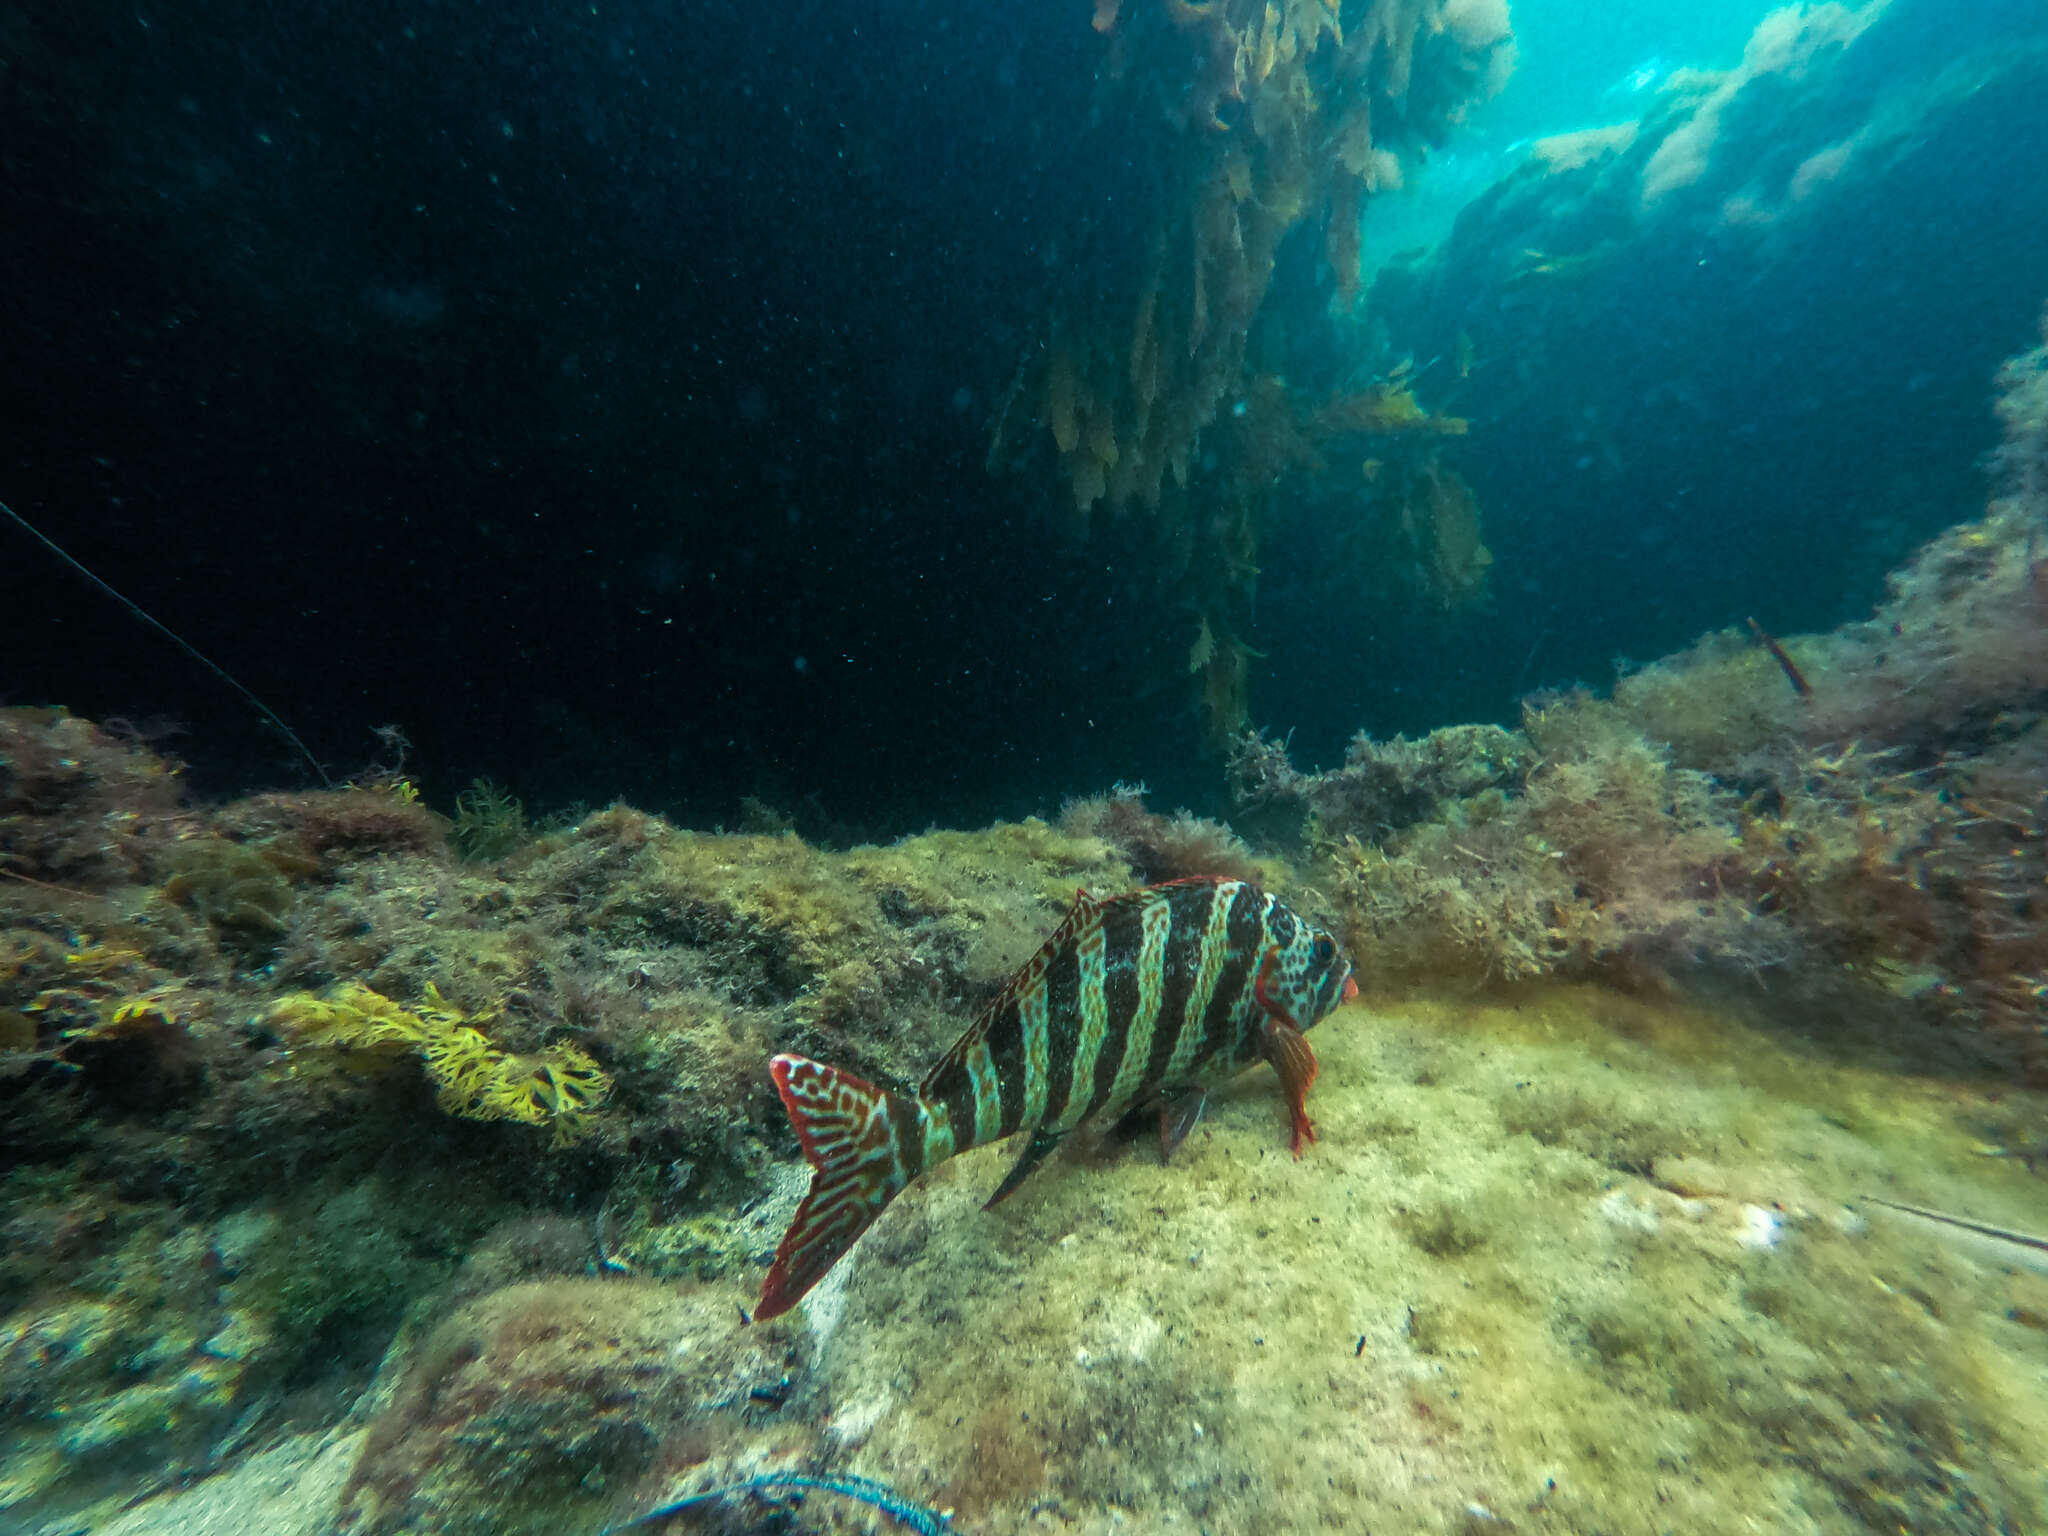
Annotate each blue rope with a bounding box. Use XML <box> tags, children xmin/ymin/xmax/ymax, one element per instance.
<box><xmin>603</xmin><ymin>1470</ymin><xmax>955</xmax><ymax>1534</ymax></box>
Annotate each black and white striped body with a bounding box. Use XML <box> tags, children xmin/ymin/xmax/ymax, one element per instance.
<box><xmin>756</xmin><ymin>876</ymin><xmax>1356</xmax><ymax>1319</ymax></box>
<box><xmin>914</xmin><ymin>878</ymin><xmax>1334</xmax><ymax>1174</ymax></box>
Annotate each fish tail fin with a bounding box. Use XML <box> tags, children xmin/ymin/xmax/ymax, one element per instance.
<box><xmin>756</xmin><ymin>1053</ymin><xmax>922</xmax><ymax>1320</ymax></box>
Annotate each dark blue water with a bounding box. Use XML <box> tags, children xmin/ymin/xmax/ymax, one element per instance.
<box><xmin>4</xmin><ymin>0</ymin><xmax>2044</xmax><ymax>833</ymax></box>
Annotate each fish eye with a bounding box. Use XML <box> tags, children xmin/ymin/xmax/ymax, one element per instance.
<box><xmin>1312</xmin><ymin>936</ymin><xmax>1335</xmax><ymax>964</ymax></box>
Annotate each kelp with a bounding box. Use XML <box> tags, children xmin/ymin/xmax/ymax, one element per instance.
<box><xmin>985</xmin><ymin>0</ymin><xmax>1514</xmax><ymax>738</ymax></box>
<box><xmin>997</xmin><ymin>0</ymin><xmax>1513</xmax><ymax>524</ymax></box>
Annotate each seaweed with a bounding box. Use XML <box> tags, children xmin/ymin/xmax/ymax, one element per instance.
<box><xmin>452</xmin><ymin>778</ymin><xmax>531</xmax><ymax>862</ymax></box>
<box><xmin>999</xmin><ymin>0</ymin><xmax>1513</xmax><ymax>524</ymax></box>
<box><xmin>160</xmin><ymin>836</ymin><xmax>313</xmax><ymax>951</ymax></box>
<box><xmin>1059</xmin><ymin>783</ymin><xmax>1265</xmax><ymax>885</ymax></box>
<box><xmin>271</xmin><ymin>982</ymin><xmax>612</xmax><ymax>1144</ymax></box>
<box><xmin>215</xmin><ymin>784</ymin><xmax>450</xmax><ymax>868</ymax></box>
<box><xmin>981</xmin><ymin>0</ymin><xmax>1515</xmax><ymax>732</ymax></box>
<box><xmin>1228</xmin><ymin>721</ymin><xmax>1528</xmax><ymax>843</ymax></box>
<box><xmin>1310</xmin><ymin>694</ymin><xmax>1773</xmax><ymax>986</ymax></box>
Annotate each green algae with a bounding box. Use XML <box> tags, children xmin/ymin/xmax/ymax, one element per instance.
<box><xmin>451</xmin><ymin>778</ymin><xmax>530</xmax><ymax>863</ymax></box>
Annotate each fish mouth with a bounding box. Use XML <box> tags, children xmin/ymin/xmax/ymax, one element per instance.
<box><xmin>1341</xmin><ymin>974</ymin><xmax>1359</xmax><ymax>1004</ymax></box>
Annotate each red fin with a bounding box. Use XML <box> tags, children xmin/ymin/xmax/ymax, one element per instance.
<box><xmin>1264</xmin><ymin>1021</ymin><xmax>1320</xmax><ymax>1157</ymax></box>
<box><xmin>757</xmin><ymin>1053</ymin><xmax>917</xmax><ymax>1320</ymax></box>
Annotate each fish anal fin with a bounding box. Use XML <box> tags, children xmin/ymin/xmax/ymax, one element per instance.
<box><xmin>1159</xmin><ymin>1087</ymin><xmax>1208</xmax><ymax>1162</ymax></box>
<box><xmin>985</xmin><ymin>1125</ymin><xmax>1065</xmax><ymax>1210</ymax></box>
<box><xmin>1264</xmin><ymin>1020</ymin><xmax>1319</xmax><ymax>1157</ymax></box>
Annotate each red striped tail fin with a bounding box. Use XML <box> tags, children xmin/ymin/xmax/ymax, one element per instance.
<box><xmin>756</xmin><ymin>1053</ymin><xmax>921</xmax><ymax>1321</ymax></box>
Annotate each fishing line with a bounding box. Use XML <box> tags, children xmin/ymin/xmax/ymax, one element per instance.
<box><xmin>1511</xmin><ymin>625</ymin><xmax>1549</xmax><ymax>700</ymax></box>
<box><xmin>1</xmin><ymin>495</ymin><xmax>331</xmax><ymax>786</ymax></box>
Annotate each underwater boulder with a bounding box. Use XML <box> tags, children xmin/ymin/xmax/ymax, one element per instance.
<box><xmin>337</xmin><ymin>1278</ymin><xmax>808</xmax><ymax>1536</ymax></box>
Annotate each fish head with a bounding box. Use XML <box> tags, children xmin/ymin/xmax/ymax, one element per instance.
<box><xmin>1253</xmin><ymin>905</ymin><xmax>1358</xmax><ymax>1032</ymax></box>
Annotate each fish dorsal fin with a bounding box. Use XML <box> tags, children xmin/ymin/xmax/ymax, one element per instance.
<box><xmin>918</xmin><ymin>1000</ymin><xmax>998</xmax><ymax>1099</ymax></box>
<box><xmin>1049</xmin><ymin>886</ymin><xmax>1102</xmax><ymax>942</ymax></box>
<box><xmin>918</xmin><ymin>886</ymin><xmax>1107</xmax><ymax>1100</ymax></box>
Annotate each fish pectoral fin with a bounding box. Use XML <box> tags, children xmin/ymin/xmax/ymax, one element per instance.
<box><xmin>1158</xmin><ymin>1087</ymin><xmax>1208</xmax><ymax>1163</ymax></box>
<box><xmin>984</xmin><ymin>1125</ymin><xmax>1065</xmax><ymax>1210</ymax></box>
<box><xmin>1263</xmin><ymin>1020</ymin><xmax>1320</xmax><ymax>1158</ymax></box>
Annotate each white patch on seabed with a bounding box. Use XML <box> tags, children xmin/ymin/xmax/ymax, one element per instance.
<box><xmin>1737</xmin><ymin>1204</ymin><xmax>1786</xmax><ymax>1251</ymax></box>
<box><xmin>1074</xmin><ymin>1300</ymin><xmax>1166</xmax><ymax>1372</ymax></box>
<box><xmin>741</xmin><ymin>1159</ymin><xmax>852</xmax><ymax>1342</ymax></box>
<box><xmin>1599</xmin><ymin>1187</ymin><xmax>1662</xmax><ymax>1235</ymax></box>
<box><xmin>792</xmin><ymin>1164</ymin><xmax>980</xmax><ymax>1352</ymax></box>
<box><xmin>798</xmin><ymin>1252</ymin><xmax>853</xmax><ymax>1345</ymax></box>
<box><xmin>747</xmin><ymin>1160</ymin><xmax>810</xmax><ymax>1261</ymax></box>
<box><xmin>826</xmin><ymin>1382</ymin><xmax>898</xmax><ymax>1449</ymax></box>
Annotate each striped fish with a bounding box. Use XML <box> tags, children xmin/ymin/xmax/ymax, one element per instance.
<box><xmin>755</xmin><ymin>876</ymin><xmax>1357</xmax><ymax>1319</ymax></box>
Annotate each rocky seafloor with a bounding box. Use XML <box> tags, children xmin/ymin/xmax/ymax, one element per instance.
<box><xmin>4</xmin><ymin>707</ymin><xmax>2047</xmax><ymax>1536</ymax></box>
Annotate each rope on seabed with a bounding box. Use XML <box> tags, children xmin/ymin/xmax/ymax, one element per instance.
<box><xmin>602</xmin><ymin>1470</ymin><xmax>956</xmax><ymax>1534</ymax></box>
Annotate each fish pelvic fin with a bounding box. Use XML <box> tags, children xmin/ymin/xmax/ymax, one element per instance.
<box><xmin>757</xmin><ymin>1053</ymin><xmax>923</xmax><ymax>1320</ymax></box>
<box><xmin>1158</xmin><ymin>1087</ymin><xmax>1208</xmax><ymax>1162</ymax></box>
<box><xmin>1263</xmin><ymin>1019</ymin><xmax>1320</xmax><ymax>1157</ymax></box>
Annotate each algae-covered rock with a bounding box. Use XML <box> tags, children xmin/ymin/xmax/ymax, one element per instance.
<box><xmin>338</xmin><ymin>1278</ymin><xmax>806</xmax><ymax>1536</ymax></box>
<box><xmin>0</xmin><ymin>706</ymin><xmax>187</xmax><ymax>888</ymax></box>
<box><xmin>4</xmin><ymin>736</ymin><xmax>2047</xmax><ymax>1536</ymax></box>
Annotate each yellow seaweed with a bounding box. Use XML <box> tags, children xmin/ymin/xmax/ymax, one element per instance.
<box><xmin>272</xmin><ymin>982</ymin><xmax>612</xmax><ymax>1144</ymax></box>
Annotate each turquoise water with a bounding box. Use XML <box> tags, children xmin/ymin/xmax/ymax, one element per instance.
<box><xmin>1358</xmin><ymin>0</ymin><xmax>1783</xmax><ymax>282</ymax></box>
